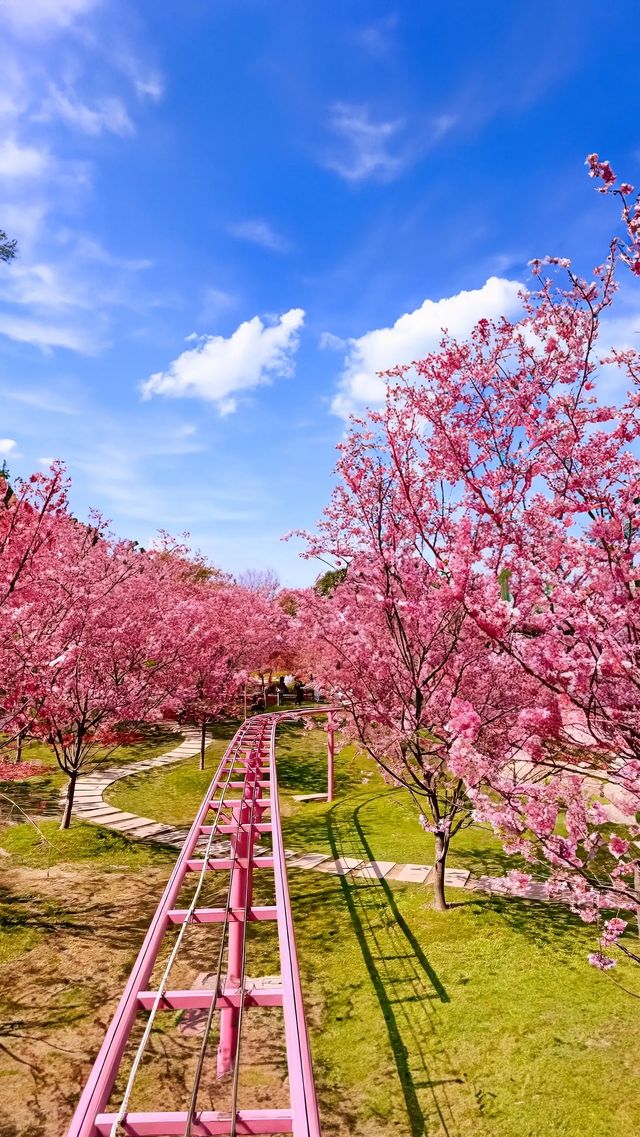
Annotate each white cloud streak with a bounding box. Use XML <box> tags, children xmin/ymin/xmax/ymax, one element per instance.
<box><xmin>38</xmin><ymin>84</ymin><xmax>134</xmax><ymax>136</ymax></box>
<box><xmin>323</xmin><ymin>103</ymin><xmax>405</xmax><ymax>182</ymax></box>
<box><xmin>332</xmin><ymin>276</ymin><xmax>523</xmax><ymax>417</ymax></box>
<box><xmin>0</xmin><ymin>134</ymin><xmax>50</xmax><ymax>178</ymax></box>
<box><xmin>141</xmin><ymin>309</ymin><xmax>305</xmax><ymax>412</ymax></box>
<box><xmin>228</xmin><ymin>218</ymin><xmax>290</xmax><ymax>253</ymax></box>
<box><xmin>0</xmin><ymin>313</ymin><xmax>97</xmax><ymax>352</ymax></box>
<box><xmin>0</xmin><ymin>0</ymin><xmax>100</xmax><ymax>36</ymax></box>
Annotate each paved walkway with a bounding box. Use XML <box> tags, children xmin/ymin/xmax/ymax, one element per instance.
<box><xmin>65</xmin><ymin>730</ymin><xmax>202</xmax><ymax>846</ymax></box>
<box><xmin>66</xmin><ymin>731</ymin><xmax>552</xmax><ymax>902</ymax></box>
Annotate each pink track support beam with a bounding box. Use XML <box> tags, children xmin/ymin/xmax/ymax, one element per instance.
<box><xmin>326</xmin><ymin>714</ymin><xmax>335</xmax><ymax>804</ymax></box>
<box><xmin>65</xmin><ymin>708</ymin><xmax>336</xmax><ymax>1137</ymax></box>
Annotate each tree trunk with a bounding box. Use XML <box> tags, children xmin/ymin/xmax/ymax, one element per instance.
<box><xmin>200</xmin><ymin>721</ymin><xmax>207</xmax><ymax>772</ymax></box>
<box><xmin>634</xmin><ymin>865</ymin><xmax>640</xmax><ymax>940</ymax></box>
<box><xmin>60</xmin><ymin>770</ymin><xmax>78</xmax><ymax>830</ymax></box>
<box><xmin>433</xmin><ymin>832</ymin><xmax>449</xmax><ymax>911</ymax></box>
<box><xmin>15</xmin><ymin>729</ymin><xmax>24</xmax><ymax>764</ymax></box>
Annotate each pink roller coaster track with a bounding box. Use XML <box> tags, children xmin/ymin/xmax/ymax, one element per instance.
<box><xmin>66</xmin><ymin>708</ymin><xmax>336</xmax><ymax>1137</ymax></box>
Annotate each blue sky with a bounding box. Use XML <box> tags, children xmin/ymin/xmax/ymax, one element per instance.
<box><xmin>0</xmin><ymin>1</ymin><xmax>639</xmax><ymax>583</ymax></box>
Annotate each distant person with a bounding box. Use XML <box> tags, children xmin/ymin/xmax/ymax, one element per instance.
<box><xmin>250</xmin><ymin>692</ymin><xmax>264</xmax><ymax>715</ymax></box>
<box><xmin>294</xmin><ymin>679</ymin><xmax>304</xmax><ymax>706</ymax></box>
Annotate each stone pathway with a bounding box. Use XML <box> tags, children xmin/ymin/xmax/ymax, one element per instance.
<box><xmin>66</xmin><ymin>732</ymin><xmax>555</xmax><ymax>903</ymax></box>
<box><xmin>65</xmin><ymin>730</ymin><xmax>202</xmax><ymax>846</ymax></box>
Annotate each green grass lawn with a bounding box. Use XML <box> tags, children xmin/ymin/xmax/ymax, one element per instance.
<box><xmin>106</xmin><ymin>719</ymin><xmax>239</xmax><ymax>823</ymax></box>
<box><xmin>1</xmin><ymin>715</ymin><xmax>638</xmax><ymax>1136</ymax></box>
<box><xmin>108</xmin><ymin>719</ymin><xmax>522</xmax><ymax>878</ymax></box>
<box><xmin>0</xmin><ymin>818</ymin><xmax>175</xmax><ymax>870</ymax></box>
<box><xmin>278</xmin><ymin>869</ymin><xmax>639</xmax><ymax>1137</ymax></box>
<box><xmin>0</xmin><ymin>723</ymin><xmax>184</xmax><ymax>823</ymax></box>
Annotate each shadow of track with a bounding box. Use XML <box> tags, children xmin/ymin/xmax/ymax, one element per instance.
<box><xmin>323</xmin><ymin>793</ymin><xmax>483</xmax><ymax>1137</ymax></box>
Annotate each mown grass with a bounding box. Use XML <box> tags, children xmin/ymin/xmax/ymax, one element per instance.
<box><xmin>106</xmin><ymin>719</ymin><xmax>239</xmax><ymax>822</ymax></box>
<box><xmin>0</xmin><ymin>724</ymin><xmax>184</xmax><ymax>823</ymax></box>
<box><xmin>1</xmin><ymin>715</ymin><xmax>638</xmax><ymax>1136</ymax></box>
<box><xmin>277</xmin><ymin>868</ymin><xmax>640</xmax><ymax>1136</ymax></box>
<box><xmin>0</xmin><ymin>819</ymin><xmax>174</xmax><ymax>870</ymax></box>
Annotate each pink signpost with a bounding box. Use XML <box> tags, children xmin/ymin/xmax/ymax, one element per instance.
<box><xmin>66</xmin><ymin>709</ymin><xmax>334</xmax><ymax>1137</ymax></box>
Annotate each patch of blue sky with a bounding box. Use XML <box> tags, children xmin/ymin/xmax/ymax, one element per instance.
<box><xmin>0</xmin><ymin>0</ymin><xmax>638</xmax><ymax>582</ymax></box>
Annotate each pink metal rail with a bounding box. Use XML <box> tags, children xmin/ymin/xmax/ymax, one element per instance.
<box><xmin>66</xmin><ymin>709</ymin><xmax>334</xmax><ymax>1137</ymax></box>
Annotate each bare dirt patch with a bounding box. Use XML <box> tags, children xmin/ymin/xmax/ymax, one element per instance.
<box><xmin>0</xmin><ymin>863</ymin><xmax>291</xmax><ymax>1137</ymax></box>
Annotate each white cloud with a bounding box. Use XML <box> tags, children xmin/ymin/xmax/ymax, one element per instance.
<box><xmin>0</xmin><ymin>232</ymin><xmax>156</xmax><ymax>353</ymax></box>
<box><xmin>113</xmin><ymin>52</ymin><xmax>164</xmax><ymax>103</ymax></box>
<box><xmin>0</xmin><ymin>312</ymin><xmax>97</xmax><ymax>352</ymax></box>
<box><xmin>0</xmin><ymin>0</ymin><xmax>100</xmax><ymax>36</ymax></box>
<box><xmin>133</xmin><ymin>73</ymin><xmax>164</xmax><ymax>102</ymax></box>
<box><xmin>39</xmin><ymin>85</ymin><xmax>134</xmax><ymax>137</ymax></box>
<box><xmin>141</xmin><ymin>309</ymin><xmax>305</xmax><ymax>412</ymax></box>
<box><xmin>0</xmin><ymin>200</ymin><xmax>48</xmax><ymax>249</ymax></box>
<box><xmin>228</xmin><ymin>219</ymin><xmax>290</xmax><ymax>253</ymax></box>
<box><xmin>0</xmin><ymin>135</ymin><xmax>50</xmax><ymax>179</ymax></box>
<box><xmin>319</xmin><ymin>330</ymin><xmax>347</xmax><ymax>351</ymax></box>
<box><xmin>332</xmin><ymin>276</ymin><xmax>523</xmax><ymax>417</ymax></box>
<box><xmin>323</xmin><ymin>103</ymin><xmax>405</xmax><ymax>182</ymax></box>
<box><xmin>0</xmin><ymin>438</ymin><xmax>17</xmax><ymax>455</ymax></box>
<box><xmin>0</xmin><ymin>259</ymin><xmax>96</xmax><ymax>311</ymax></box>
<box><xmin>321</xmin><ymin>102</ymin><xmax>457</xmax><ymax>184</ymax></box>
<box><xmin>2</xmin><ymin>384</ymin><xmax>80</xmax><ymax>414</ymax></box>
<box><xmin>355</xmin><ymin>14</ymin><xmax>399</xmax><ymax>58</ymax></box>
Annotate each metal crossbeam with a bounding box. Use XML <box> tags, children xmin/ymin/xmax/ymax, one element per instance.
<box><xmin>66</xmin><ymin>709</ymin><xmax>334</xmax><ymax>1137</ymax></box>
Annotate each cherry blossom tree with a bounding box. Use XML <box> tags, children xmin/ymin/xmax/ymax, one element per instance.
<box><xmin>16</xmin><ymin>524</ymin><xmax>184</xmax><ymax>828</ymax></box>
<box><xmin>298</xmin><ymin>419</ymin><xmax>536</xmax><ymax>909</ymax></box>
<box><xmin>300</xmin><ymin>155</ymin><xmax>640</xmax><ymax>941</ymax></box>
<box><xmin>304</xmin><ymin>156</ymin><xmax>640</xmax><ymax>952</ymax></box>
<box><xmin>0</xmin><ymin>464</ymin><xmax>71</xmax><ymax>748</ymax></box>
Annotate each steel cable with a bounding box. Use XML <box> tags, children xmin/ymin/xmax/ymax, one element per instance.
<box><xmin>108</xmin><ymin>722</ymin><xmax>255</xmax><ymax>1137</ymax></box>
<box><xmin>183</xmin><ymin>733</ymin><xmax>264</xmax><ymax>1136</ymax></box>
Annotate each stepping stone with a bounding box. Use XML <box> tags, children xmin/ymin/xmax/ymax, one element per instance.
<box><xmin>444</xmin><ymin>868</ymin><xmax>470</xmax><ymax>888</ymax></box>
<box><xmin>292</xmin><ymin>792</ymin><xmax>329</xmax><ymax>803</ymax></box>
<box><xmin>286</xmin><ymin>852</ymin><xmax>330</xmax><ymax>870</ymax></box>
<box><xmin>128</xmin><ymin>822</ymin><xmax>180</xmax><ymax>839</ymax></box>
<box><xmin>78</xmin><ymin>809</ymin><xmax>132</xmax><ymax>824</ymax></box>
<box><xmin>313</xmin><ymin>856</ymin><xmax>363</xmax><ymax>875</ymax></box>
<box><xmin>386</xmin><ymin>863</ymin><xmax>432</xmax><ymax>884</ymax></box>
<box><xmin>75</xmin><ymin>803</ymin><xmax>124</xmax><ymax>816</ymax></box>
<box><xmin>351</xmin><ymin>860</ymin><xmax>396</xmax><ymax>880</ymax></box>
<box><xmin>107</xmin><ymin>816</ymin><xmax>161</xmax><ymax>832</ymax></box>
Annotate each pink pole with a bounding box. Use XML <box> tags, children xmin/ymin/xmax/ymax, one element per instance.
<box><xmin>217</xmin><ymin>801</ymin><xmax>248</xmax><ymax>1072</ymax></box>
<box><xmin>327</xmin><ymin>714</ymin><xmax>335</xmax><ymax>803</ymax></box>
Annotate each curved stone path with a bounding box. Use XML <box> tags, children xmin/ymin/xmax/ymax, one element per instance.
<box><xmin>66</xmin><ymin>730</ymin><xmax>550</xmax><ymax>901</ymax></box>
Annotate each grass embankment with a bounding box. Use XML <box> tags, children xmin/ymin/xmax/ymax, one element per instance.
<box><xmin>0</xmin><ymin>724</ymin><xmax>184</xmax><ymax>825</ymax></box>
<box><xmin>1</xmin><ymin>718</ymin><xmax>638</xmax><ymax>1136</ymax></box>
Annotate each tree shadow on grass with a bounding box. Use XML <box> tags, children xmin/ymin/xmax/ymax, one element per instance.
<box><xmin>275</xmin><ymin>724</ymin><xmax>365</xmax><ymax>798</ymax></box>
<box><xmin>465</xmin><ymin>891</ymin><xmax>590</xmax><ymax>956</ymax></box>
<box><xmin>0</xmin><ymin>781</ymin><xmax>62</xmax><ymax>823</ymax></box>
<box><xmin>306</xmin><ymin>797</ymin><xmax>484</xmax><ymax>1137</ymax></box>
